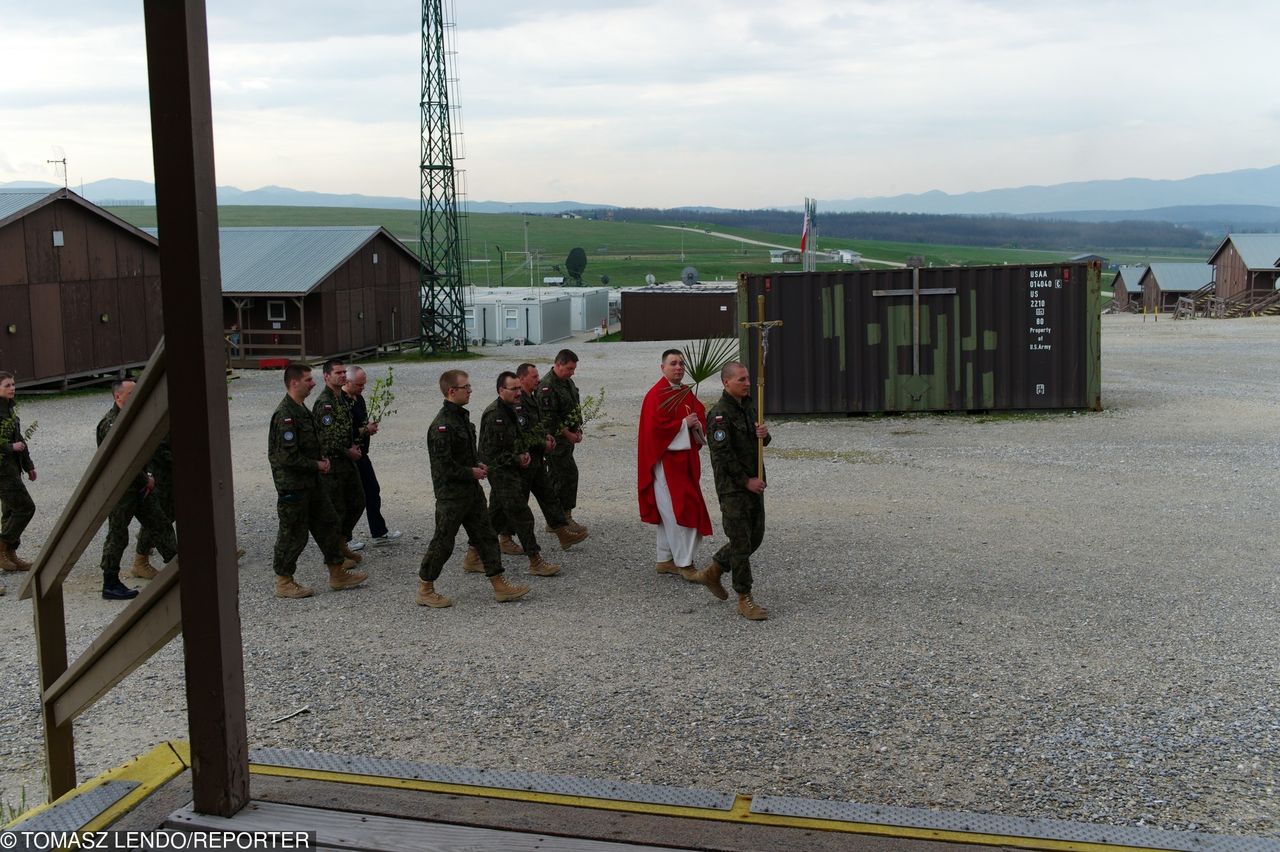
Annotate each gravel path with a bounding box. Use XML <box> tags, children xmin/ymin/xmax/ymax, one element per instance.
<box><xmin>1</xmin><ymin>313</ymin><xmax>1278</xmax><ymax>837</ymax></box>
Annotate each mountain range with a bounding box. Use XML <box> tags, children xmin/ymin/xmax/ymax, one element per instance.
<box><xmin>4</xmin><ymin>163</ymin><xmax>1278</xmax><ymax>228</ymax></box>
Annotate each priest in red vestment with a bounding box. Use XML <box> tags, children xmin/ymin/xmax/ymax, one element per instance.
<box><xmin>637</xmin><ymin>349</ymin><xmax>713</xmax><ymax>576</ymax></box>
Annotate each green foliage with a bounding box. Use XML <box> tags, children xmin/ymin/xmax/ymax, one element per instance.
<box><xmin>681</xmin><ymin>337</ymin><xmax>739</xmax><ymax>394</ymax></box>
<box><xmin>565</xmin><ymin>247</ymin><xmax>587</xmax><ymax>285</ymax></box>
<box><xmin>2</xmin><ymin>786</ymin><xmax>29</xmax><ymax>824</ymax></box>
<box><xmin>0</xmin><ymin>406</ymin><xmax>37</xmax><ymax>445</ymax></box>
<box><xmin>659</xmin><ymin>338</ymin><xmax>739</xmax><ymax>413</ymax></box>
<box><xmin>366</xmin><ymin>367</ymin><xmax>398</xmax><ymax>423</ymax></box>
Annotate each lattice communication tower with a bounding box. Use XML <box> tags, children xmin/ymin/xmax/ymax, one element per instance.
<box><xmin>419</xmin><ymin>0</ymin><xmax>469</xmax><ymax>354</ymax></box>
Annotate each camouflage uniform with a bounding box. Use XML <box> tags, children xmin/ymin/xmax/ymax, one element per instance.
<box><xmin>135</xmin><ymin>435</ymin><xmax>174</xmax><ymax>556</ymax></box>
<box><xmin>491</xmin><ymin>389</ymin><xmax>569</xmax><ymax>535</ymax></box>
<box><xmin>268</xmin><ymin>394</ymin><xmax>346</xmax><ymax>577</ymax></box>
<box><xmin>706</xmin><ymin>390</ymin><xmax>771</xmax><ymax>595</ymax></box>
<box><xmin>420</xmin><ymin>401</ymin><xmax>504</xmax><ymax>581</ymax></box>
<box><xmin>0</xmin><ymin>400</ymin><xmax>35</xmax><ymax>549</ymax></box>
<box><xmin>479</xmin><ymin>397</ymin><xmax>544</xmax><ymax>556</ymax></box>
<box><xmin>312</xmin><ymin>385</ymin><xmax>366</xmax><ymax>542</ymax></box>
<box><xmin>537</xmin><ymin>369</ymin><xmax>581</xmax><ymax>512</ymax></box>
<box><xmin>97</xmin><ymin>405</ymin><xmax>178</xmax><ymax>578</ymax></box>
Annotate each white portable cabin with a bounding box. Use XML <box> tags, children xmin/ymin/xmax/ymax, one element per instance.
<box><xmin>464</xmin><ymin>287</ymin><xmax>572</xmax><ymax>345</ymax></box>
<box><xmin>556</xmin><ymin>287</ymin><xmax>611</xmax><ymax>331</ymax></box>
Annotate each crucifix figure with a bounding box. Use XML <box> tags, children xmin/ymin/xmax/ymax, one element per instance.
<box><xmin>740</xmin><ymin>294</ymin><xmax>783</xmax><ymax>480</ymax></box>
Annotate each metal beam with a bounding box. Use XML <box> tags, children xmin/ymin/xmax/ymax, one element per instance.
<box><xmin>143</xmin><ymin>0</ymin><xmax>249</xmax><ymax>817</ymax></box>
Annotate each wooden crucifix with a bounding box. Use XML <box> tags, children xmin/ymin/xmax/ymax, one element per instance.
<box><xmin>740</xmin><ymin>294</ymin><xmax>783</xmax><ymax>480</ymax></box>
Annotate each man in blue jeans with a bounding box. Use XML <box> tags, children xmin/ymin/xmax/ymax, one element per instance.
<box><xmin>344</xmin><ymin>366</ymin><xmax>402</xmax><ymax>546</ymax></box>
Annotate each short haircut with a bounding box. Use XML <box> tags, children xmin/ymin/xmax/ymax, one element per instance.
<box><xmin>516</xmin><ymin>362</ymin><xmax>538</xmax><ymax>378</ymax></box>
<box><xmin>283</xmin><ymin>362</ymin><xmax>312</xmax><ymax>386</ymax></box>
<box><xmin>554</xmin><ymin>349</ymin><xmax>578</xmax><ymax>365</ymax></box>
<box><xmin>111</xmin><ymin>378</ymin><xmax>135</xmax><ymax>395</ymax></box>
<box><xmin>721</xmin><ymin>361</ymin><xmax>747</xmax><ymax>382</ymax></box>
<box><xmin>347</xmin><ymin>365</ymin><xmax>366</xmax><ymax>380</ymax></box>
<box><xmin>496</xmin><ymin>370</ymin><xmax>518</xmax><ymax>391</ymax></box>
<box><xmin>322</xmin><ymin>358</ymin><xmax>344</xmax><ymax>376</ymax></box>
<box><xmin>0</xmin><ymin>371</ymin><xmax>13</xmax><ymax>384</ymax></box>
<box><xmin>661</xmin><ymin>348</ymin><xmax>683</xmax><ymax>362</ymax></box>
<box><xmin>439</xmin><ymin>369</ymin><xmax>468</xmax><ymax>395</ymax></box>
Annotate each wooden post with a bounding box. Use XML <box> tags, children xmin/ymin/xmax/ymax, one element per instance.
<box><xmin>33</xmin><ymin>586</ymin><xmax>76</xmax><ymax>798</ymax></box>
<box><xmin>143</xmin><ymin>0</ymin><xmax>249</xmax><ymax>816</ymax></box>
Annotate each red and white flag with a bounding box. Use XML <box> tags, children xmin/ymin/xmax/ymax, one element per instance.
<box><xmin>799</xmin><ymin>206</ymin><xmax>810</xmax><ymax>253</ymax></box>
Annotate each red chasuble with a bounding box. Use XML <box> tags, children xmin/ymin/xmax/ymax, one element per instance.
<box><xmin>636</xmin><ymin>379</ymin><xmax>713</xmax><ymax>536</ymax></box>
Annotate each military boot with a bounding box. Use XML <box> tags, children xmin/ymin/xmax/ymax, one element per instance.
<box><xmin>738</xmin><ymin>592</ymin><xmax>768</xmax><ymax>621</ymax></box>
<box><xmin>551</xmin><ymin>524</ymin><xmax>587</xmax><ymax>550</ymax></box>
<box><xmin>691</xmin><ymin>560</ymin><xmax>729</xmax><ymax>600</ymax></box>
<box><xmin>489</xmin><ymin>573</ymin><xmax>530</xmax><ymax>602</ymax></box>
<box><xmin>498</xmin><ymin>533</ymin><xmax>524</xmax><ymax>555</ymax></box>
<box><xmin>461</xmin><ymin>546</ymin><xmax>484</xmax><ymax>573</ymax></box>
<box><xmin>275</xmin><ymin>575</ymin><xmax>314</xmax><ymax>599</ymax></box>
<box><xmin>527</xmin><ymin>553</ymin><xmax>561</xmax><ymax>577</ymax></box>
<box><xmin>339</xmin><ymin>542</ymin><xmax>364</xmax><ymax>564</ymax></box>
<box><xmin>564</xmin><ymin>511</ymin><xmax>588</xmax><ymax>536</ymax></box>
<box><xmin>327</xmin><ymin>560</ymin><xmax>368</xmax><ymax>591</ymax></box>
<box><xmin>129</xmin><ymin>551</ymin><xmax>158</xmax><ymax>579</ymax></box>
<box><xmin>416</xmin><ymin>580</ymin><xmax>452</xmax><ymax>608</ymax></box>
<box><xmin>655</xmin><ymin>560</ymin><xmax>681</xmax><ymax>575</ymax></box>
<box><xmin>0</xmin><ymin>541</ymin><xmax>24</xmax><ymax>573</ymax></box>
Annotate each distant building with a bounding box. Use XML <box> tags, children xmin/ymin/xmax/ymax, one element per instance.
<box><xmin>769</xmin><ymin>249</ymin><xmax>801</xmax><ymax>264</ymax></box>
<box><xmin>1069</xmin><ymin>253</ymin><xmax>1109</xmax><ymax>265</ymax></box>
<box><xmin>1207</xmin><ymin>233</ymin><xmax>1280</xmax><ymax>300</ymax></box>
<box><xmin>1139</xmin><ymin>263</ymin><xmax>1212</xmax><ymax>313</ymax></box>
<box><xmin>1110</xmin><ymin>265</ymin><xmax>1147</xmax><ymax>311</ymax></box>
<box><xmin>0</xmin><ymin>188</ymin><xmax>165</xmax><ymax>388</ymax></box>
<box><xmin>833</xmin><ymin>249</ymin><xmax>863</xmax><ymax>264</ymax></box>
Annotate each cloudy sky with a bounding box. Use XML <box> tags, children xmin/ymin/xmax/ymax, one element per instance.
<box><xmin>2</xmin><ymin>0</ymin><xmax>1277</xmax><ymax>207</ymax></box>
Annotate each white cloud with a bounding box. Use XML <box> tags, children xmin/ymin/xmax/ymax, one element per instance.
<box><xmin>1</xmin><ymin>0</ymin><xmax>1278</xmax><ymax>204</ymax></box>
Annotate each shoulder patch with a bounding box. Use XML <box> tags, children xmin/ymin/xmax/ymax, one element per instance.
<box><xmin>713</xmin><ymin>429</ymin><xmax>727</xmax><ymax>443</ymax></box>
<box><xmin>714</xmin><ymin>415</ymin><xmax>724</xmax><ymax>423</ymax></box>
<box><xmin>437</xmin><ymin>425</ymin><xmax>447</xmax><ymax>432</ymax></box>
<box><xmin>321</xmin><ymin>413</ymin><xmax>334</xmax><ymax>426</ymax></box>
<box><xmin>495</xmin><ymin>418</ymin><xmax>503</xmax><ymax>424</ymax></box>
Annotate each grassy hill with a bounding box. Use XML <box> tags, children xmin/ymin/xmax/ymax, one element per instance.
<box><xmin>107</xmin><ymin>205</ymin><xmax>1204</xmax><ymax>287</ymax></box>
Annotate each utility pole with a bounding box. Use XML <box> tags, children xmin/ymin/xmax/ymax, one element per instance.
<box><xmin>418</xmin><ymin>0</ymin><xmax>467</xmax><ymax>353</ymax></box>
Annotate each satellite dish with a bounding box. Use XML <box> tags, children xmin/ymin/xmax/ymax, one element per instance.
<box><xmin>644</xmin><ymin>273</ymin><xmax>656</xmax><ymax>286</ymax></box>
<box><xmin>681</xmin><ymin>266</ymin><xmax>698</xmax><ymax>287</ymax></box>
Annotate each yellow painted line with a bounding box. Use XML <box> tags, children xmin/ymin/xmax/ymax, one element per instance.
<box><xmin>247</xmin><ymin>761</ymin><xmax>1172</xmax><ymax>852</ymax></box>
<box><xmin>4</xmin><ymin>741</ymin><xmax>189</xmax><ymax>831</ymax></box>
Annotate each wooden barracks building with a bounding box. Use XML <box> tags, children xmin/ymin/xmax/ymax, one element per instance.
<box><xmin>0</xmin><ymin>189</ymin><xmax>426</xmax><ymax>386</ymax></box>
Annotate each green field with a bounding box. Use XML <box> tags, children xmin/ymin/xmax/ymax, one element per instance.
<box><xmin>107</xmin><ymin>205</ymin><xmax>1207</xmax><ymax>287</ymax></box>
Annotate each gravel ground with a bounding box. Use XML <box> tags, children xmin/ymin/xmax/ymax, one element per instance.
<box><xmin>1</xmin><ymin>312</ymin><xmax>1278</xmax><ymax>837</ymax></box>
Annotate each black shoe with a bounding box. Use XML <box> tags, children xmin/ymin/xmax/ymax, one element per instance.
<box><xmin>102</xmin><ymin>578</ymin><xmax>139</xmax><ymax>600</ymax></box>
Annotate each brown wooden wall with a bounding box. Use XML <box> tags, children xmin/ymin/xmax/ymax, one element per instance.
<box><xmin>1212</xmin><ymin>243</ymin><xmax>1248</xmax><ymax>300</ymax></box>
<box><xmin>222</xmin><ymin>232</ymin><xmax>422</xmax><ymax>361</ymax></box>
<box><xmin>0</xmin><ymin>198</ymin><xmax>162</xmax><ymax>385</ymax></box>
<box><xmin>621</xmin><ymin>290</ymin><xmax>738</xmax><ymax>341</ymax></box>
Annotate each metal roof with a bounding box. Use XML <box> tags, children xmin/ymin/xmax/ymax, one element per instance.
<box><xmin>143</xmin><ymin>225</ymin><xmax>405</xmax><ymax>295</ymax></box>
<box><xmin>217</xmin><ymin>226</ymin><xmax>384</xmax><ymax>294</ymax></box>
<box><xmin>0</xmin><ymin>189</ymin><xmax>55</xmax><ymax>224</ymax></box>
<box><xmin>1141</xmin><ymin>263</ymin><xmax>1212</xmax><ymax>293</ymax></box>
<box><xmin>1113</xmin><ymin>265</ymin><xmax>1148</xmax><ymax>294</ymax></box>
<box><xmin>1221</xmin><ymin>233</ymin><xmax>1280</xmax><ymax>270</ymax></box>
